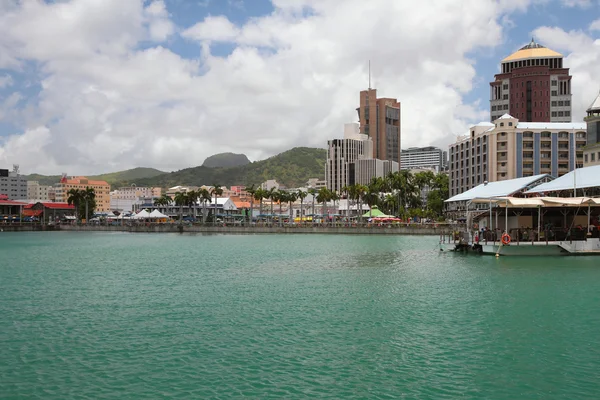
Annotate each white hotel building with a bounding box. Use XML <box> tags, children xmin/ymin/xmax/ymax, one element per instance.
<box><xmin>325</xmin><ymin>123</ymin><xmax>398</xmax><ymax>192</ymax></box>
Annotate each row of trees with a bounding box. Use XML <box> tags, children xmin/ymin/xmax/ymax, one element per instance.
<box><xmin>148</xmin><ymin>170</ymin><xmax>448</xmax><ymax>224</ymax></box>
<box><xmin>340</xmin><ymin>170</ymin><xmax>449</xmax><ymax>220</ymax></box>
<box><xmin>153</xmin><ymin>186</ymin><xmax>224</xmax><ymax>225</ymax></box>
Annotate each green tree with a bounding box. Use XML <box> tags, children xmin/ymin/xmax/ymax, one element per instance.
<box><xmin>174</xmin><ymin>192</ymin><xmax>187</xmax><ymax>222</ymax></box>
<box><xmin>244</xmin><ymin>184</ymin><xmax>256</xmax><ymax>224</ymax></box>
<box><xmin>67</xmin><ymin>188</ymin><xmax>83</xmax><ymax>222</ymax></box>
<box><xmin>308</xmin><ymin>188</ymin><xmax>317</xmax><ymax>224</ymax></box>
<box><xmin>296</xmin><ymin>189</ymin><xmax>307</xmax><ymax>220</ymax></box>
<box><xmin>198</xmin><ymin>188</ymin><xmax>212</xmax><ymax>223</ymax></box>
<box><xmin>210</xmin><ymin>185</ymin><xmax>224</xmax><ymax>225</ymax></box>
<box><xmin>316</xmin><ymin>187</ymin><xmax>331</xmax><ymax>225</ymax></box>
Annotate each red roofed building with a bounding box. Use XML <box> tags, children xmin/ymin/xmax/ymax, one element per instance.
<box><xmin>23</xmin><ymin>202</ymin><xmax>75</xmax><ymax>221</ymax></box>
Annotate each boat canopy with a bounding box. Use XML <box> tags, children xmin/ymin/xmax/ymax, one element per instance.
<box><xmin>470</xmin><ymin>196</ymin><xmax>600</xmax><ymax>208</ymax></box>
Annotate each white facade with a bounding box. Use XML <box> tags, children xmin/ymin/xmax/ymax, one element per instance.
<box><xmin>260</xmin><ymin>180</ymin><xmax>282</xmax><ymax>191</ymax></box>
<box><xmin>326</xmin><ymin>123</ymin><xmax>374</xmax><ymax>192</ymax></box>
<box><xmin>0</xmin><ymin>168</ymin><xmax>27</xmax><ymax>200</ymax></box>
<box><xmin>401</xmin><ymin>146</ymin><xmax>447</xmax><ymax>172</ymax></box>
<box><xmin>110</xmin><ymin>186</ymin><xmax>161</xmax><ymax>212</ymax></box>
<box><xmin>306</xmin><ymin>178</ymin><xmax>326</xmax><ymax>189</ymax></box>
<box><xmin>27</xmin><ymin>181</ymin><xmax>51</xmax><ymax>201</ymax></box>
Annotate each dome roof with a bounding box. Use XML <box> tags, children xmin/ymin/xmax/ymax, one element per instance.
<box><xmin>502</xmin><ymin>38</ymin><xmax>562</xmax><ymax>62</ymax></box>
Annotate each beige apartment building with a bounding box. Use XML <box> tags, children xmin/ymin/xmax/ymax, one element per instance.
<box><xmin>449</xmin><ymin>114</ymin><xmax>586</xmax><ymax>197</ymax></box>
<box><xmin>55</xmin><ymin>176</ymin><xmax>111</xmax><ymax>212</ymax></box>
<box><xmin>27</xmin><ymin>181</ymin><xmax>51</xmax><ymax>201</ymax></box>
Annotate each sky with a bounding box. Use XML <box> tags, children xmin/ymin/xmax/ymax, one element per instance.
<box><xmin>0</xmin><ymin>0</ymin><xmax>599</xmax><ymax>175</ymax></box>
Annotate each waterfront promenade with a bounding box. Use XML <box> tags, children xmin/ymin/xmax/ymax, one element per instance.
<box><xmin>1</xmin><ymin>223</ymin><xmax>457</xmax><ymax>235</ymax></box>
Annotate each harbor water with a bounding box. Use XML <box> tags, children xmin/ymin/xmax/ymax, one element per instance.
<box><xmin>1</xmin><ymin>232</ymin><xmax>600</xmax><ymax>399</ymax></box>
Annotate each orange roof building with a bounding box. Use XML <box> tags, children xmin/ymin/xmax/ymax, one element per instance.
<box><xmin>55</xmin><ymin>176</ymin><xmax>111</xmax><ymax>212</ymax></box>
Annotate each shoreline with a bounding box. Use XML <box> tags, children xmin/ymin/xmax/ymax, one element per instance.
<box><xmin>0</xmin><ymin>224</ymin><xmax>456</xmax><ymax>235</ymax></box>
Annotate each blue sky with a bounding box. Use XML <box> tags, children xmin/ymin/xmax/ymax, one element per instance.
<box><xmin>0</xmin><ymin>0</ymin><xmax>599</xmax><ymax>174</ymax></box>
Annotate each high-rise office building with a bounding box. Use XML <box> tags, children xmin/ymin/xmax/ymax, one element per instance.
<box><xmin>490</xmin><ymin>39</ymin><xmax>572</xmax><ymax>123</ymax></box>
<box><xmin>356</xmin><ymin>88</ymin><xmax>401</xmax><ymax>163</ymax></box>
<box><xmin>448</xmin><ymin>114</ymin><xmax>586</xmax><ymax>197</ymax></box>
<box><xmin>400</xmin><ymin>146</ymin><xmax>447</xmax><ymax>172</ymax></box>
<box><xmin>325</xmin><ymin>123</ymin><xmax>373</xmax><ymax>193</ymax></box>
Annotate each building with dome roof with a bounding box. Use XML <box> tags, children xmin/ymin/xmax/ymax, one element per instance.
<box><xmin>490</xmin><ymin>39</ymin><xmax>572</xmax><ymax>123</ymax></box>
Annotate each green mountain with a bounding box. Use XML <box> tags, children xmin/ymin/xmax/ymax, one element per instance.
<box><xmin>202</xmin><ymin>152</ymin><xmax>251</xmax><ymax>168</ymax></box>
<box><xmin>134</xmin><ymin>147</ymin><xmax>326</xmax><ymax>188</ymax></box>
<box><xmin>25</xmin><ymin>167</ymin><xmax>165</xmax><ymax>187</ymax></box>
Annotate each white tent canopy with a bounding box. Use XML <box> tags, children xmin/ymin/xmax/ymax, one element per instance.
<box><xmin>133</xmin><ymin>209</ymin><xmax>151</xmax><ymax>219</ymax></box>
<box><xmin>525</xmin><ymin>165</ymin><xmax>600</xmax><ymax>194</ymax></box>
<box><xmin>149</xmin><ymin>210</ymin><xmax>168</xmax><ymax>218</ymax></box>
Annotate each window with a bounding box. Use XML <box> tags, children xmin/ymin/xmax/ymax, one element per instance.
<box><xmin>508</xmin><ymin>122</ymin><xmax>513</xmax><ymax>126</ymax></box>
<box><xmin>500</xmin><ymin>122</ymin><xmax>504</xmax><ymax>127</ymax></box>
<box><xmin>541</xmin><ymin>163</ymin><xmax>551</xmax><ymax>169</ymax></box>
<box><xmin>551</xmin><ymin>80</ymin><xmax>557</xmax><ymax>86</ymax></box>
<box><xmin>541</xmin><ymin>132</ymin><xmax>551</xmax><ymax>138</ymax></box>
<box><xmin>503</xmin><ymin>94</ymin><xmax>508</xmax><ymax>100</ymax></box>
<box><xmin>566</xmin><ymin>100</ymin><xmax>571</xmax><ymax>106</ymax></box>
<box><xmin>503</xmin><ymin>84</ymin><xmax>508</xmax><ymax>90</ymax></box>
<box><xmin>523</xmin><ymin>132</ymin><xmax>533</xmax><ymax>138</ymax></box>
<box><xmin>558</xmin><ymin>101</ymin><xmax>564</xmax><ymax>106</ymax></box>
<box><xmin>552</xmin><ymin>111</ymin><xmax>557</xmax><ymax>117</ymax></box>
<box><xmin>504</xmin><ymin>104</ymin><xmax>508</xmax><ymax>110</ymax></box>
<box><xmin>558</xmin><ymin>111</ymin><xmax>564</xmax><ymax>117</ymax></box>
<box><xmin>551</xmin><ymin>101</ymin><xmax>557</xmax><ymax>106</ymax></box>
<box><xmin>551</xmin><ymin>90</ymin><xmax>557</xmax><ymax>96</ymax></box>
<box><xmin>492</xmin><ymin>106</ymin><xmax>497</xmax><ymax>111</ymax></box>
<box><xmin>565</xmin><ymin>111</ymin><xmax>570</xmax><ymax>117</ymax></box>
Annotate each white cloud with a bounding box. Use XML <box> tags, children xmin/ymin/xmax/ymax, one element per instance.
<box><xmin>560</xmin><ymin>0</ymin><xmax>595</xmax><ymax>7</ymax></box>
<box><xmin>533</xmin><ymin>26</ymin><xmax>600</xmax><ymax>118</ymax></box>
<box><xmin>182</xmin><ymin>15</ymin><xmax>240</xmax><ymax>42</ymax></box>
<box><xmin>590</xmin><ymin>18</ymin><xmax>600</xmax><ymax>31</ymax></box>
<box><xmin>0</xmin><ymin>0</ymin><xmax>592</xmax><ymax>177</ymax></box>
<box><xmin>0</xmin><ymin>74</ymin><xmax>14</xmax><ymax>88</ymax></box>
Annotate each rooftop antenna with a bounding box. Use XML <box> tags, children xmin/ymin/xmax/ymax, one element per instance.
<box><xmin>368</xmin><ymin>60</ymin><xmax>371</xmax><ymax>90</ymax></box>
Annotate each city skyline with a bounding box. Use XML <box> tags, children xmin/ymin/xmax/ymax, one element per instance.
<box><xmin>0</xmin><ymin>0</ymin><xmax>599</xmax><ymax>175</ymax></box>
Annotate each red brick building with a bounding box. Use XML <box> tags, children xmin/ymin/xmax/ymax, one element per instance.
<box><xmin>490</xmin><ymin>39</ymin><xmax>572</xmax><ymax>123</ymax></box>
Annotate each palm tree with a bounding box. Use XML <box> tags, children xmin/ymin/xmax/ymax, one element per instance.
<box><xmin>67</xmin><ymin>188</ymin><xmax>83</xmax><ymax>222</ymax></box>
<box><xmin>329</xmin><ymin>191</ymin><xmax>340</xmax><ymax>226</ymax></box>
<box><xmin>253</xmin><ymin>188</ymin><xmax>265</xmax><ymax>223</ymax></box>
<box><xmin>198</xmin><ymin>188</ymin><xmax>211</xmax><ymax>224</ymax></box>
<box><xmin>355</xmin><ymin>184</ymin><xmax>368</xmax><ymax>224</ymax></box>
<box><xmin>267</xmin><ymin>188</ymin><xmax>278</xmax><ymax>226</ymax></box>
<box><xmin>210</xmin><ymin>185</ymin><xmax>224</xmax><ymax>226</ymax></box>
<box><xmin>296</xmin><ymin>189</ymin><xmax>307</xmax><ymax>221</ymax></box>
<box><xmin>174</xmin><ymin>192</ymin><xmax>187</xmax><ymax>222</ymax></box>
<box><xmin>81</xmin><ymin>187</ymin><xmax>96</xmax><ymax>222</ymax></box>
<box><xmin>244</xmin><ymin>184</ymin><xmax>256</xmax><ymax>225</ymax></box>
<box><xmin>154</xmin><ymin>194</ymin><xmax>171</xmax><ymax>207</ymax></box>
<box><xmin>316</xmin><ymin>187</ymin><xmax>331</xmax><ymax>225</ymax></box>
<box><xmin>308</xmin><ymin>188</ymin><xmax>317</xmax><ymax>225</ymax></box>
<box><xmin>287</xmin><ymin>192</ymin><xmax>297</xmax><ymax>224</ymax></box>
<box><xmin>274</xmin><ymin>190</ymin><xmax>285</xmax><ymax>226</ymax></box>
<box><xmin>186</xmin><ymin>190</ymin><xmax>198</xmax><ymax>221</ymax></box>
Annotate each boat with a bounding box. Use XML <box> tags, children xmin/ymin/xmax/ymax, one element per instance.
<box><xmin>440</xmin><ymin>196</ymin><xmax>600</xmax><ymax>256</ymax></box>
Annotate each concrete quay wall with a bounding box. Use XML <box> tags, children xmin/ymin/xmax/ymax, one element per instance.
<box><xmin>58</xmin><ymin>224</ymin><xmax>452</xmax><ymax>235</ymax></box>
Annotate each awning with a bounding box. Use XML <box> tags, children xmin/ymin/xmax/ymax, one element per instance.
<box><xmin>470</xmin><ymin>196</ymin><xmax>600</xmax><ymax>208</ymax></box>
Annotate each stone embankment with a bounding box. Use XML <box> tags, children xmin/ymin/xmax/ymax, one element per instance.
<box><xmin>56</xmin><ymin>224</ymin><xmax>457</xmax><ymax>235</ymax></box>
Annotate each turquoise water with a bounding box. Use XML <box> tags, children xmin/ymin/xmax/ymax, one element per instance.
<box><xmin>1</xmin><ymin>232</ymin><xmax>600</xmax><ymax>399</ymax></box>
